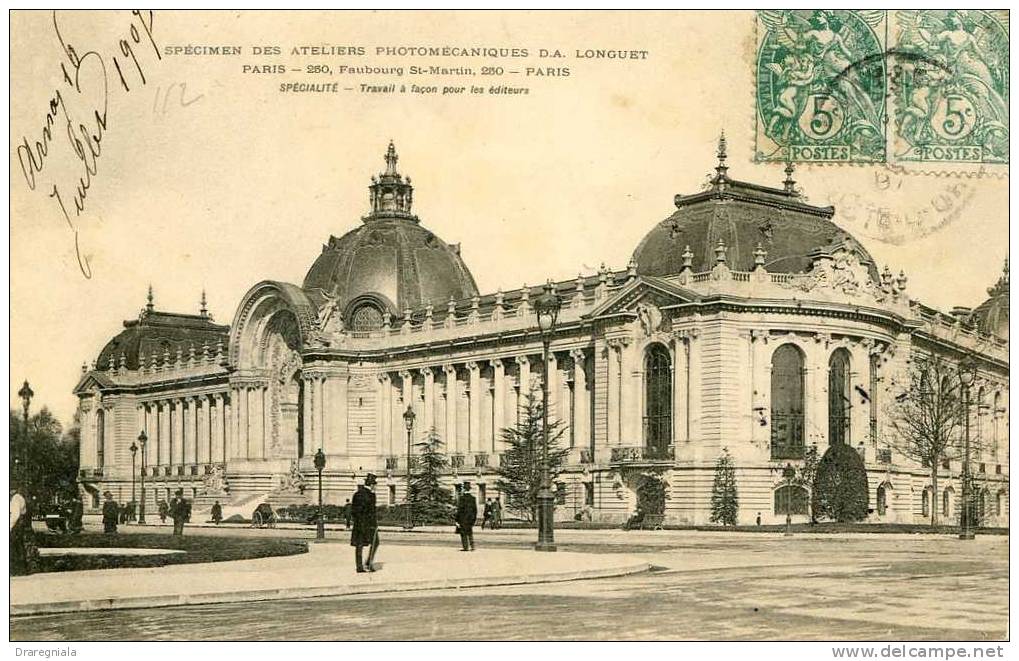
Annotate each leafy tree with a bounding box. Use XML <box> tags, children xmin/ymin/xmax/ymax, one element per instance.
<box><xmin>10</xmin><ymin>407</ymin><xmax>80</xmax><ymax>510</ymax></box>
<box><xmin>709</xmin><ymin>447</ymin><xmax>739</xmax><ymax>526</ymax></box>
<box><xmin>812</xmin><ymin>442</ymin><xmax>869</xmax><ymax>522</ymax></box>
<box><xmin>494</xmin><ymin>386</ymin><xmax>569</xmax><ymax>522</ymax></box>
<box><xmin>409</xmin><ymin>428</ymin><xmax>454</xmax><ymax>523</ymax></box>
<box><xmin>885</xmin><ymin>354</ymin><xmax>976</xmax><ymax>526</ymax></box>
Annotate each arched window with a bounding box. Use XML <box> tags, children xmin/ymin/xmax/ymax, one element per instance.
<box><xmin>96</xmin><ymin>409</ymin><xmax>106</xmax><ymax>468</ymax></box>
<box><xmin>644</xmin><ymin>344</ymin><xmax>672</xmax><ymax>459</ymax></box>
<box><xmin>350</xmin><ymin>302</ymin><xmax>384</xmax><ymax>332</ymax></box>
<box><xmin>922</xmin><ymin>488</ymin><xmax>930</xmax><ymax>517</ymax></box>
<box><xmin>869</xmin><ymin>353</ymin><xmax>879</xmax><ymax>446</ymax></box>
<box><xmin>943</xmin><ymin>488</ymin><xmax>954</xmax><ymax>517</ymax></box>
<box><xmin>976</xmin><ymin>386</ymin><xmax>986</xmax><ymax>458</ymax></box>
<box><xmin>771</xmin><ymin>344</ymin><xmax>805</xmax><ymax>459</ymax></box>
<box><xmin>774</xmin><ymin>485</ymin><xmax>808</xmax><ymax>515</ymax></box>
<box><xmin>829</xmin><ymin>349</ymin><xmax>851</xmax><ymax>445</ymax></box>
<box><xmin>876</xmin><ymin>484</ymin><xmax>888</xmax><ymax>516</ymax></box>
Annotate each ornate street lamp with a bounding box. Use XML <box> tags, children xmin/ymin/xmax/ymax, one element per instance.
<box><xmin>959</xmin><ymin>360</ymin><xmax>976</xmax><ymax>541</ymax></box>
<box><xmin>137</xmin><ymin>430</ymin><xmax>148</xmax><ymax>524</ymax></box>
<box><xmin>782</xmin><ymin>463</ymin><xmax>796</xmax><ymax>537</ymax></box>
<box><xmin>129</xmin><ymin>441</ymin><xmax>138</xmax><ymax>522</ymax></box>
<box><xmin>314</xmin><ymin>448</ymin><xmax>327</xmax><ymax>541</ymax></box>
<box><xmin>17</xmin><ymin>380</ymin><xmax>33</xmax><ymax>491</ymax></box>
<box><xmin>534</xmin><ymin>280</ymin><xmax>562</xmax><ymax>552</ymax></box>
<box><xmin>402</xmin><ymin>405</ymin><xmax>416</xmax><ymax>531</ymax></box>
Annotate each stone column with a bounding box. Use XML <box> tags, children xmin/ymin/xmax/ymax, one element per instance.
<box><xmin>329</xmin><ymin>374</ymin><xmax>349</xmax><ymax>455</ymax></box>
<box><xmin>443</xmin><ymin>365</ymin><xmax>458</xmax><ymax>452</ymax></box>
<box><xmin>421</xmin><ymin>367</ymin><xmax>435</xmax><ymax>435</ymax></box>
<box><xmin>749</xmin><ymin>330</ymin><xmax>769</xmax><ymax>447</ymax></box>
<box><xmin>515</xmin><ymin>356</ymin><xmax>531</xmax><ymax>425</ymax></box>
<box><xmin>194</xmin><ymin>397</ymin><xmax>205</xmax><ymax>465</ymax></box>
<box><xmin>317</xmin><ymin>375</ymin><xmax>327</xmax><ymax>453</ymax></box>
<box><xmin>605</xmin><ymin>343</ymin><xmax>619</xmax><ymax>446</ymax></box>
<box><xmin>222</xmin><ymin>393</ymin><xmax>231</xmax><ymax>464</ymax></box>
<box><xmin>492</xmin><ymin>358</ymin><xmax>505</xmax><ymax>452</ymax></box>
<box><xmin>211</xmin><ymin>394</ymin><xmax>222</xmax><ymax>464</ymax></box>
<box><xmin>546</xmin><ymin>352</ymin><xmax>559</xmax><ymax>426</ymax></box>
<box><xmin>399</xmin><ymin>370</ymin><xmax>414</xmax><ymax>425</ymax></box>
<box><xmin>184</xmin><ymin>397</ymin><xmax>195</xmax><ymax>466</ymax></box>
<box><xmin>378</xmin><ymin>373</ymin><xmax>391</xmax><ymax>456</ymax></box>
<box><xmin>570</xmin><ymin>349</ymin><xmax>589</xmax><ymax>451</ymax></box>
<box><xmin>251</xmin><ymin>385</ymin><xmax>264</xmax><ymax>459</ymax></box>
<box><xmin>671</xmin><ymin>335</ymin><xmax>688</xmax><ymax>445</ymax></box>
<box><xmin>687</xmin><ymin>330</ymin><xmax>702</xmax><ymax>444</ymax></box>
<box><xmin>175</xmin><ymin>399</ymin><xmax>187</xmax><ymax>467</ymax></box>
<box><xmin>239</xmin><ymin>387</ymin><xmax>250</xmax><ymax>460</ymax></box>
<box><xmin>467</xmin><ymin>361</ymin><xmax>481</xmax><ymax>453</ymax></box>
<box><xmin>811</xmin><ymin>333</ymin><xmax>831</xmax><ymax>448</ymax></box>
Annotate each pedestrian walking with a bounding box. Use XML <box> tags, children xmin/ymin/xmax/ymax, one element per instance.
<box><xmin>211</xmin><ymin>500</ymin><xmax>223</xmax><ymax>525</ymax></box>
<box><xmin>68</xmin><ymin>496</ymin><xmax>84</xmax><ymax>534</ymax></box>
<box><xmin>756</xmin><ymin>512</ymin><xmax>762</xmax><ymax>526</ymax></box>
<box><xmin>350</xmin><ymin>474</ymin><xmax>379</xmax><ymax>572</ymax></box>
<box><xmin>169</xmin><ymin>489</ymin><xmax>189</xmax><ymax>536</ymax></box>
<box><xmin>492</xmin><ymin>498</ymin><xmax>502</xmax><ymax>530</ymax></box>
<box><xmin>102</xmin><ymin>491</ymin><xmax>119</xmax><ymax>534</ymax></box>
<box><xmin>9</xmin><ymin>486</ymin><xmax>38</xmax><ymax>576</ymax></box>
<box><xmin>343</xmin><ymin>498</ymin><xmax>352</xmax><ymax>529</ymax></box>
<box><xmin>481</xmin><ymin>498</ymin><xmax>493</xmax><ymax>530</ymax></box>
<box><xmin>455</xmin><ymin>481</ymin><xmax>477</xmax><ymax>551</ymax></box>
<box><xmin>158</xmin><ymin>499</ymin><xmax>169</xmax><ymax>524</ymax></box>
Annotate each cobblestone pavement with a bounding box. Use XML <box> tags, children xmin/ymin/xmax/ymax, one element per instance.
<box><xmin>11</xmin><ymin>527</ymin><xmax>1007</xmax><ymax>641</ymax></box>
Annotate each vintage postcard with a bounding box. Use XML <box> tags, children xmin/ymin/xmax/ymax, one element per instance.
<box><xmin>8</xmin><ymin>9</ymin><xmax>1009</xmax><ymax>650</ymax></box>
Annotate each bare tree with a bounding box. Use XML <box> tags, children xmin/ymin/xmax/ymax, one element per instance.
<box><xmin>885</xmin><ymin>353</ymin><xmax>979</xmax><ymax>526</ymax></box>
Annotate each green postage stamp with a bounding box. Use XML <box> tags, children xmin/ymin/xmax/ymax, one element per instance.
<box><xmin>891</xmin><ymin>10</ymin><xmax>1009</xmax><ymax>165</ymax></box>
<box><xmin>755</xmin><ymin>9</ymin><xmax>1009</xmax><ymax>167</ymax></box>
<box><xmin>755</xmin><ymin>10</ymin><xmax>888</xmax><ymax>164</ymax></box>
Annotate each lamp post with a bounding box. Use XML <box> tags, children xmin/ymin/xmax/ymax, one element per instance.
<box><xmin>402</xmin><ymin>405</ymin><xmax>416</xmax><ymax>531</ymax></box>
<box><xmin>129</xmin><ymin>442</ymin><xmax>138</xmax><ymax>522</ymax></box>
<box><xmin>17</xmin><ymin>380</ymin><xmax>33</xmax><ymax>492</ymax></box>
<box><xmin>137</xmin><ymin>431</ymin><xmax>148</xmax><ymax>524</ymax></box>
<box><xmin>782</xmin><ymin>463</ymin><xmax>796</xmax><ymax>537</ymax></box>
<box><xmin>959</xmin><ymin>361</ymin><xmax>975</xmax><ymax>541</ymax></box>
<box><xmin>534</xmin><ymin>280</ymin><xmax>561</xmax><ymax>552</ymax></box>
<box><xmin>314</xmin><ymin>448</ymin><xmax>326</xmax><ymax>541</ymax></box>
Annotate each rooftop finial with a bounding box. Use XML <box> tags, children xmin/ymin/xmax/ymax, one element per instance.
<box><xmin>715</xmin><ymin>131</ymin><xmax>728</xmax><ymax>177</ymax></box>
<box><xmin>385</xmin><ymin>140</ymin><xmax>399</xmax><ymax>176</ymax></box>
<box><xmin>783</xmin><ymin>161</ymin><xmax>797</xmax><ymax>194</ymax></box>
<box><xmin>200</xmin><ymin>289</ymin><xmax>208</xmax><ymax>317</ymax></box>
<box><xmin>988</xmin><ymin>256</ymin><xmax>1010</xmax><ymax>296</ymax></box>
<box><xmin>146</xmin><ymin>284</ymin><xmax>154</xmax><ymax>312</ymax></box>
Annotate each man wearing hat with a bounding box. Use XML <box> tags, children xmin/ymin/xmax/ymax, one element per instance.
<box><xmin>102</xmin><ymin>491</ymin><xmax>119</xmax><ymax>534</ymax></box>
<box><xmin>169</xmin><ymin>488</ymin><xmax>189</xmax><ymax>536</ymax></box>
<box><xmin>455</xmin><ymin>481</ymin><xmax>478</xmax><ymax>551</ymax></box>
<box><xmin>350</xmin><ymin>473</ymin><xmax>379</xmax><ymax>572</ymax></box>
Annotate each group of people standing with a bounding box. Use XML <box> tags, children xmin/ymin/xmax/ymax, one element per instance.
<box><xmin>348</xmin><ymin>475</ymin><xmax>506</xmax><ymax>571</ymax></box>
<box><xmin>101</xmin><ymin>488</ymin><xmax>191</xmax><ymax>535</ymax></box>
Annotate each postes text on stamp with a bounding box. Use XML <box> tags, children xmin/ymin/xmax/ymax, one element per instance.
<box><xmin>891</xmin><ymin>10</ymin><xmax>1008</xmax><ymax>165</ymax></box>
<box><xmin>756</xmin><ymin>10</ymin><xmax>887</xmax><ymax>164</ymax></box>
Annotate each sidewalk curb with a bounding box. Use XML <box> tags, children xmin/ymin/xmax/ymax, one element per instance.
<box><xmin>10</xmin><ymin>560</ymin><xmax>652</xmax><ymax>617</ymax></box>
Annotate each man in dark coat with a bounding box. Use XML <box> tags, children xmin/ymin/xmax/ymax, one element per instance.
<box><xmin>68</xmin><ymin>496</ymin><xmax>84</xmax><ymax>534</ymax></box>
<box><xmin>169</xmin><ymin>489</ymin><xmax>188</xmax><ymax>536</ymax></box>
<box><xmin>211</xmin><ymin>501</ymin><xmax>223</xmax><ymax>525</ymax></box>
<box><xmin>350</xmin><ymin>474</ymin><xmax>378</xmax><ymax>572</ymax></box>
<box><xmin>102</xmin><ymin>491</ymin><xmax>119</xmax><ymax>534</ymax></box>
<box><xmin>455</xmin><ymin>481</ymin><xmax>478</xmax><ymax>551</ymax></box>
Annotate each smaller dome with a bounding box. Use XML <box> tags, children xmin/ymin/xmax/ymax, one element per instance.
<box><xmin>970</xmin><ymin>259</ymin><xmax>1009</xmax><ymax>340</ymax></box>
<box><xmin>96</xmin><ymin>289</ymin><xmax>229</xmax><ymax>370</ymax></box>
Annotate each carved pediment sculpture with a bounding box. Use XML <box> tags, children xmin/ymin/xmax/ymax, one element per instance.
<box><xmin>635</xmin><ymin>301</ymin><xmax>663</xmax><ymax>337</ymax></box>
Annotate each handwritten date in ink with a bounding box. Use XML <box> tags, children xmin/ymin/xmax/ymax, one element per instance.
<box><xmin>14</xmin><ymin>10</ymin><xmax>160</xmax><ymax>279</ymax></box>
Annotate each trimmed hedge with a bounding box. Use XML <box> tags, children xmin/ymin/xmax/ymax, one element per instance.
<box><xmin>812</xmin><ymin>443</ymin><xmax>870</xmax><ymax>522</ymax></box>
<box><xmin>276</xmin><ymin>503</ymin><xmax>454</xmax><ymax>526</ymax></box>
<box><xmin>34</xmin><ymin>532</ymin><xmax>307</xmax><ymax>572</ymax></box>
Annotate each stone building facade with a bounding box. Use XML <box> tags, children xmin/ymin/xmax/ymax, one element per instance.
<box><xmin>74</xmin><ymin>138</ymin><xmax>1009</xmax><ymax>526</ymax></box>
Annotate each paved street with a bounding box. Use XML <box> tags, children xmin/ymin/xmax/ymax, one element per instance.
<box><xmin>11</xmin><ymin>526</ymin><xmax>1008</xmax><ymax>641</ymax></box>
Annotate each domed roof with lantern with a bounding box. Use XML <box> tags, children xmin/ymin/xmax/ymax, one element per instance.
<box><xmin>302</xmin><ymin>142</ymin><xmax>479</xmax><ymax>331</ymax></box>
<box><xmin>631</xmin><ymin>133</ymin><xmax>881</xmax><ymax>282</ymax></box>
<box><xmin>969</xmin><ymin>258</ymin><xmax>1009</xmax><ymax>340</ymax></box>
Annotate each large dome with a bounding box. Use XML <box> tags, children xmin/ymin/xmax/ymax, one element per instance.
<box><xmin>970</xmin><ymin>259</ymin><xmax>1009</xmax><ymax>340</ymax></box>
<box><xmin>302</xmin><ymin>143</ymin><xmax>479</xmax><ymax>324</ymax></box>
<box><xmin>633</xmin><ymin>139</ymin><xmax>880</xmax><ymax>281</ymax></box>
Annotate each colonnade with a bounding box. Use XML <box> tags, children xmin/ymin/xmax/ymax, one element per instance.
<box><xmin>137</xmin><ymin>392</ymin><xmax>230</xmax><ymax>471</ymax></box>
